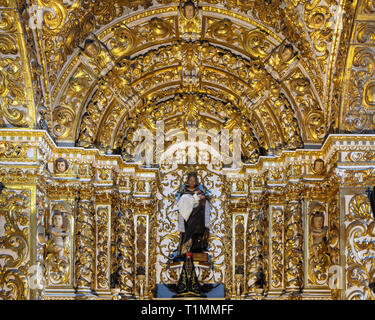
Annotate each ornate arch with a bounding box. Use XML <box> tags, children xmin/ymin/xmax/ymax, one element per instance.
<box><xmin>10</xmin><ymin>0</ymin><xmax>359</xmax><ymax>147</ymax></box>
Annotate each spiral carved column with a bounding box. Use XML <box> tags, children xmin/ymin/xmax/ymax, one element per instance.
<box><xmin>245</xmin><ymin>192</ymin><xmax>264</xmax><ymax>297</ymax></box>
<box><xmin>284</xmin><ymin>185</ymin><xmax>303</xmax><ymax>297</ymax></box>
<box><xmin>75</xmin><ymin>187</ymin><xmax>96</xmax><ymax>297</ymax></box>
<box><xmin>117</xmin><ymin>193</ymin><xmax>136</xmax><ymax>298</ymax></box>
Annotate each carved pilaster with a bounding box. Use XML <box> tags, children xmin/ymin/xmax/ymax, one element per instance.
<box><xmin>284</xmin><ymin>184</ymin><xmax>303</xmax><ymax>296</ymax></box>
<box><xmin>117</xmin><ymin>193</ymin><xmax>135</xmax><ymax>297</ymax></box>
<box><xmin>133</xmin><ymin>199</ymin><xmax>155</xmax><ymax>299</ymax></box>
<box><xmin>75</xmin><ymin>187</ymin><xmax>95</xmax><ymax>295</ymax></box>
<box><xmin>245</xmin><ymin>192</ymin><xmax>264</xmax><ymax>297</ymax></box>
<box><xmin>232</xmin><ymin>214</ymin><xmax>245</xmax><ymax>299</ymax></box>
<box><xmin>95</xmin><ymin>192</ymin><xmax>111</xmax><ymax>292</ymax></box>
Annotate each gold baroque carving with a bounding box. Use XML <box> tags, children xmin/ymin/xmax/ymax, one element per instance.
<box><xmin>346</xmin><ymin>194</ymin><xmax>375</xmax><ymax>300</ymax></box>
<box><xmin>0</xmin><ymin>189</ymin><xmax>30</xmax><ymax>300</ymax></box>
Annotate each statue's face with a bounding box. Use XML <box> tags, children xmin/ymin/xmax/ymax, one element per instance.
<box><xmin>56</xmin><ymin>160</ymin><xmax>66</xmax><ymax>173</ymax></box>
<box><xmin>314</xmin><ymin>160</ymin><xmax>324</xmax><ymax>173</ymax></box>
<box><xmin>313</xmin><ymin>216</ymin><xmax>324</xmax><ymax>230</ymax></box>
<box><xmin>53</xmin><ymin>214</ymin><xmax>63</xmax><ymax>228</ymax></box>
<box><xmin>187</xmin><ymin>176</ymin><xmax>197</xmax><ymax>187</ymax></box>
<box><xmin>85</xmin><ymin>42</ymin><xmax>98</xmax><ymax>58</ymax></box>
<box><xmin>280</xmin><ymin>46</ymin><xmax>293</xmax><ymax>62</ymax></box>
<box><xmin>184</xmin><ymin>3</ymin><xmax>195</xmax><ymax>19</ymax></box>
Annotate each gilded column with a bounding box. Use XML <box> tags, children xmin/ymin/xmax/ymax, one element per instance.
<box><xmin>245</xmin><ymin>192</ymin><xmax>264</xmax><ymax>297</ymax></box>
<box><xmin>117</xmin><ymin>193</ymin><xmax>135</xmax><ymax>298</ymax></box>
<box><xmin>94</xmin><ymin>193</ymin><xmax>111</xmax><ymax>294</ymax></box>
<box><xmin>233</xmin><ymin>214</ymin><xmax>245</xmax><ymax>299</ymax></box>
<box><xmin>284</xmin><ymin>184</ymin><xmax>303</xmax><ymax>297</ymax></box>
<box><xmin>75</xmin><ymin>187</ymin><xmax>96</xmax><ymax>297</ymax></box>
<box><xmin>328</xmin><ymin>193</ymin><xmax>340</xmax><ymax>299</ymax></box>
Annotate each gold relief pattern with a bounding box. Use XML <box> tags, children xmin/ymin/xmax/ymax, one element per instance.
<box><xmin>346</xmin><ymin>194</ymin><xmax>375</xmax><ymax>300</ymax></box>
<box><xmin>234</xmin><ymin>214</ymin><xmax>245</xmax><ymax>274</ymax></box>
<box><xmin>38</xmin><ymin>0</ymin><xmax>123</xmax><ymax>86</ymax></box>
<box><xmin>262</xmin><ymin>203</ymin><xmax>270</xmax><ymax>295</ymax></box>
<box><xmin>15</xmin><ymin>0</ymin><xmax>353</xmax><ymax>146</ymax></box>
<box><xmin>0</xmin><ymin>189</ymin><xmax>30</xmax><ymax>300</ymax></box>
<box><xmin>80</xmin><ymin>41</ymin><xmax>304</xmax><ymax>152</ymax></box>
<box><xmin>340</xmin><ymin>0</ymin><xmax>375</xmax><ymax>132</ymax></box>
<box><xmin>303</xmin><ymin>0</ymin><xmax>334</xmax><ymax>72</ymax></box>
<box><xmin>308</xmin><ymin>205</ymin><xmax>330</xmax><ymax>286</ymax></box>
<box><xmin>35</xmin><ymin>189</ymin><xmax>47</xmax><ymax>299</ymax></box>
<box><xmin>356</xmin><ymin>23</ymin><xmax>375</xmax><ymax>44</ymax></box>
<box><xmin>117</xmin><ymin>93</ymin><xmax>261</xmax><ymax>163</ymax></box>
<box><xmin>0</xmin><ymin>7</ymin><xmax>30</xmax><ymax>127</ymax></box>
<box><xmin>52</xmin><ymin>69</ymin><xmax>94</xmax><ymax>139</ymax></box>
<box><xmin>77</xmin><ymin>85</ymin><xmax>114</xmax><ymax>148</ymax></box>
<box><xmin>135</xmin><ymin>215</ymin><xmax>147</xmax><ymax>298</ymax></box>
<box><xmin>117</xmin><ymin>194</ymin><xmax>135</xmax><ymax>296</ymax></box>
<box><xmin>284</xmin><ymin>197</ymin><xmax>303</xmax><ymax>291</ymax></box>
<box><xmin>179</xmin><ymin>1</ymin><xmax>201</xmax><ymax>37</ymax></box>
<box><xmin>1</xmin><ymin>0</ymin><xmax>375</xmax><ymax>301</ymax></box>
<box><xmin>344</xmin><ymin>46</ymin><xmax>375</xmax><ymax>131</ymax></box>
<box><xmin>1</xmin><ymin>130</ymin><xmax>375</xmax><ymax>299</ymax></box>
<box><xmin>147</xmin><ymin>192</ymin><xmax>157</xmax><ymax>298</ymax></box>
<box><xmin>271</xmin><ymin>207</ymin><xmax>284</xmax><ymax>289</ymax></box>
<box><xmin>286</xmin><ymin>70</ymin><xmax>324</xmax><ymax>141</ymax></box>
<box><xmin>75</xmin><ymin>191</ymin><xmax>95</xmax><ymax>289</ymax></box>
<box><xmin>346</xmin><ymin>151</ymin><xmax>375</xmax><ymax>162</ymax></box>
<box><xmin>246</xmin><ymin>197</ymin><xmax>263</xmax><ymax>293</ymax></box>
<box><xmin>361</xmin><ymin>0</ymin><xmax>375</xmax><ymax>14</ymax></box>
<box><xmin>330</xmin><ymin>0</ymin><xmax>356</xmax><ymax>131</ymax></box>
<box><xmin>0</xmin><ymin>141</ymin><xmax>25</xmax><ymax>158</ymax></box>
<box><xmin>52</xmin><ymin>104</ymin><xmax>75</xmax><ymax>139</ymax></box>
<box><xmin>328</xmin><ymin>195</ymin><xmax>340</xmax><ymax>299</ymax></box>
<box><xmin>38</xmin><ymin>8</ymin><xmax>324</xmax><ymax>145</ymax></box>
<box><xmin>96</xmin><ymin>206</ymin><xmax>109</xmax><ymax>290</ymax></box>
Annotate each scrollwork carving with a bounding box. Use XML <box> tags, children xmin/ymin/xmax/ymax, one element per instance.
<box><xmin>0</xmin><ymin>189</ymin><xmax>30</xmax><ymax>300</ymax></box>
<box><xmin>346</xmin><ymin>194</ymin><xmax>375</xmax><ymax>300</ymax></box>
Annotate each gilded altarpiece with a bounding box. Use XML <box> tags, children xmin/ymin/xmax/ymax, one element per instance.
<box><xmin>1</xmin><ymin>0</ymin><xmax>375</xmax><ymax>301</ymax></box>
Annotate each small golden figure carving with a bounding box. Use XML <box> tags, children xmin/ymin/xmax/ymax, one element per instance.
<box><xmin>236</xmin><ymin>180</ymin><xmax>245</xmax><ymax>192</ymax></box>
<box><xmin>137</xmin><ymin>180</ymin><xmax>146</xmax><ymax>192</ymax></box>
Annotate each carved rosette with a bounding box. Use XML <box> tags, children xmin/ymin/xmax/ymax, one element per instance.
<box><xmin>75</xmin><ymin>189</ymin><xmax>95</xmax><ymax>291</ymax></box>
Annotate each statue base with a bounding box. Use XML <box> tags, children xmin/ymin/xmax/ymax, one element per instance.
<box><xmin>155</xmin><ymin>284</ymin><xmax>225</xmax><ymax>299</ymax></box>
